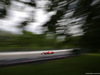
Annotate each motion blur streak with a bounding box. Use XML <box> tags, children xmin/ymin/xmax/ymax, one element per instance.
<box><xmin>0</xmin><ymin>49</ymin><xmax>73</xmax><ymax>55</ymax></box>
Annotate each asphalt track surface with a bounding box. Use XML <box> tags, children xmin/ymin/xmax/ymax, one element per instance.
<box><xmin>0</xmin><ymin>49</ymin><xmax>73</xmax><ymax>67</ymax></box>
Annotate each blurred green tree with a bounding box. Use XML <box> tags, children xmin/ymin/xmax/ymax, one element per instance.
<box><xmin>0</xmin><ymin>0</ymin><xmax>11</xmax><ymax>18</ymax></box>
<box><xmin>73</xmin><ymin>0</ymin><xmax>100</xmax><ymax>52</ymax></box>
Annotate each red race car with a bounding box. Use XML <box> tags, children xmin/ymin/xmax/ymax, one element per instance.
<box><xmin>41</xmin><ymin>51</ymin><xmax>54</xmax><ymax>55</ymax></box>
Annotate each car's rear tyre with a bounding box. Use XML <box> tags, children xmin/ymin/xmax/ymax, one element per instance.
<box><xmin>44</xmin><ymin>53</ymin><xmax>46</xmax><ymax>55</ymax></box>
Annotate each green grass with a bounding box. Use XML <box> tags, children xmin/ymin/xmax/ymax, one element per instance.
<box><xmin>0</xmin><ymin>54</ymin><xmax>100</xmax><ymax>75</ymax></box>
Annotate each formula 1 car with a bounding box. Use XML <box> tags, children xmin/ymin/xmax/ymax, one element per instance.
<box><xmin>41</xmin><ymin>51</ymin><xmax>54</xmax><ymax>55</ymax></box>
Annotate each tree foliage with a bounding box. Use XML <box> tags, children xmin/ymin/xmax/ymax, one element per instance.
<box><xmin>73</xmin><ymin>0</ymin><xmax>100</xmax><ymax>52</ymax></box>
<box><xmin>43</xmin><ymin>0</ymin><xmax>100</xmax><ymax>52</ymax></box>
<box><xmin>0</xmin><ymin>0</ymin><xmax>11</xmax><ymax>18</ymax></box>
<box><xmin>0</xmin><ymin>0</ymin><xmax>100</xmax><ymax>52</ymax></box>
